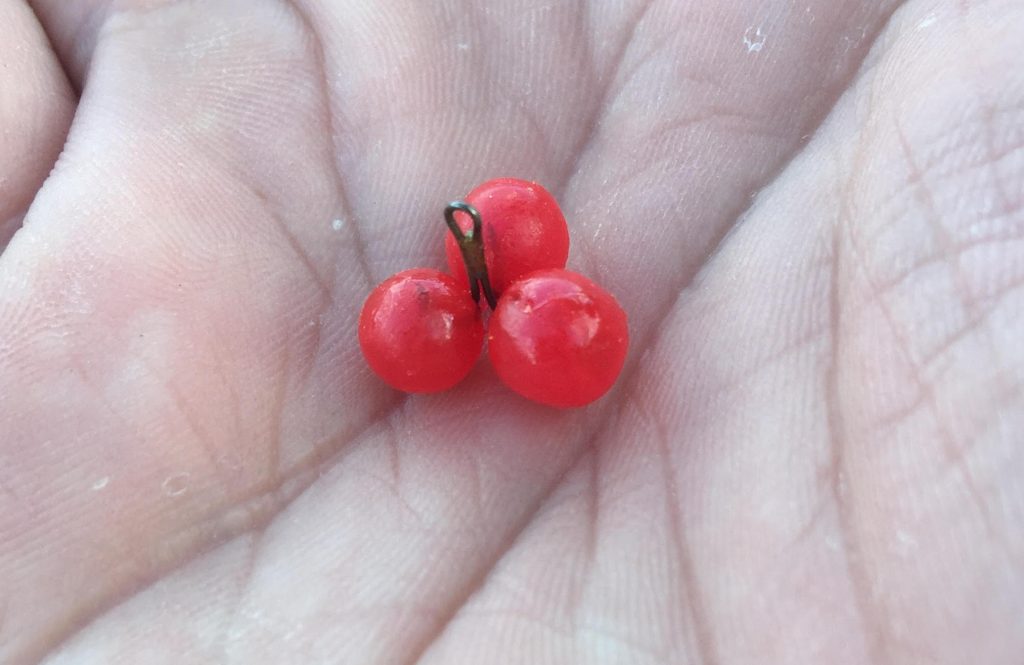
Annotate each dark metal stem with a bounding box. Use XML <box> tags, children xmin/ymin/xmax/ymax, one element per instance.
<box><xmin>444</xmin><ymin>201</ymin><xmax>497</xmax><ymax>309</ymax></box>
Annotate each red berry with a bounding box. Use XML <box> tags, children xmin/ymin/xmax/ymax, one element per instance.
<box><xmin>359</xmin><ymin>269</ymin><xmax>484</xmax><ymax>393</ymax></box>
<box><xmin>488</xmin><ymin>269</ymin><xmax>629</xmax><ymax>408</ymax></box>
<box><xmin>445</xmin><ymin>178</ymin><xmax>569</xmax><ymax>297</ymax></box>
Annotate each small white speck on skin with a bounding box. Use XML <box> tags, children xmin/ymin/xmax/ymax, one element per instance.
<box><xmin>91</xmin><ymin>477</ymin><xmax>110</xmax><ymax>491</ymax></box>
<box><xmin>895</xmin><ymin>529</ymin><xmax>918</xmax><ymax>548</ymax></box>
<box><xmin>917</xmin><ymin>13</ymin><xmax>938</xmax><ymax>30</ymax></box>
<box><xmin>331</xmin><ymin>218</ymin><xmax>345</xmax><ymax>231</ymax></box>
<box><xmin>162</xmin><ymin>472</ymin><xmax>190</xmax><ymax>497</ymax></box>
<box><xmin>743</xmin><ymin>26</ymin><xmax>766</xmax><ymax>53</ymax></box>
<box><xmin>457</xmin><ymin>42</ymin><xmax>470</xmax><ymax>51</ymax></box>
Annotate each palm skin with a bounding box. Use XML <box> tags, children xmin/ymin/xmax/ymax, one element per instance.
<box><xmin>1</xmin><ymin>0</ymin><xmax>1023</xmax><ymax>663</ymax></box>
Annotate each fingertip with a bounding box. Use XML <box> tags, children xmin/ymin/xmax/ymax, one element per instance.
<box><xmin>0</xmin><ymin>1</ymin><xmax>76</xmax><ymax>255</ymax></box>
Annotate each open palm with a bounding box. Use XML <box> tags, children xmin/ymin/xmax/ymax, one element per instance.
<box><xmin>3</xmin><ymin>1</ymin><xmax>1023</xmax><ymax>663</ymax></box>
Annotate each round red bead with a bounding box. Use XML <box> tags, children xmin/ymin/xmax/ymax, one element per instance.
<box><xmin>488</xmin><ymin>269</ymin><xmax>628</xmax><ymax>408</ymax></box>
<box><xmin>445</xmin><ymin>178</ymin><xmax>569</xmax><ymax>298</ymax></box>
<box><xmin>359</xmin><ymin>269</ymin><xmax>484</xmax><ymax>393</ymax></box>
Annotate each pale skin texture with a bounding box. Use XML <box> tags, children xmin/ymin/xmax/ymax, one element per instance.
<box><xmin>1</xmin><ymin>0</ymin><xmax>1023</xmax><ymax>663</ymax></box>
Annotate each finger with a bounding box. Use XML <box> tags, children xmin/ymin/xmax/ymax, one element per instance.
<box><xmin>0</xmin><ymin>2</ymin><xmax>389</xmax><ymax>661</ymax></box>
<box><xmin>27</xmin><ymin>0</ymin><xmax>110</xmax><ymax>90</ymax></box>
<box><xmin>0</xmin><ymin>0</ymin><xmax>75</xmax><ymax>251</ymax></box>
<box><xmin>833</xmin><ymin>1</ymin><xmax>1024</xmax><ymax>659</ymax></box>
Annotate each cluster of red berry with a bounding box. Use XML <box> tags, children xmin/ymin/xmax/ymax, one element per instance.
<box><xmin>358</xmin><ymin>178</ymin><xmax>628</xmax><ymax>408</ymax></box>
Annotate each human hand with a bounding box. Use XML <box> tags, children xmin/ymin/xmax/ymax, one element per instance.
<box><xmin>3</xmin><ymin>1</ymin><xmax>1023</xmax><ymax>663</ymax></box>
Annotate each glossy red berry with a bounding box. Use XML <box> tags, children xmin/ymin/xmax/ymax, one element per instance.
<box><xmin>359</xmin><ymin>269</ymin><xmax>484</xmax><ymax>393</ymax></box>
<box><xmin>445</xmin><ymin>178</ymin><xmax>569</xmax><ymax>297</ymax></box>
<box><xmin>488</xmin><ymin>269</ymin><xmax>629</xmax><ymax>408</ymax></box>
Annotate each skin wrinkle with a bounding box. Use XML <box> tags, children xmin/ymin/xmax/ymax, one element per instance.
<box><xmin>365</xmin><ymin>468</ymin><xmax>431</xmax><ymax>529</ymax></box>
<box><xmin>574</xmin><ymin>0</ymin><xmax>595</xmax><ymax>120</ymax></box>
<box><xmin>401</xmin><ymin>461</ymin><xmax>591</xmax><ymax>665</ymax></box>
<box><xmin>207</xmin><ymin>324</ymin><xmax>246</xmax><ymax>455</ymax></box>
<box><xmin>589</xmin><ymin>95</ymin><xmax>796</xmax><ymax>225</ymax></box>
<box><xmin>835</xmin><ymin>59</ymin><xmax>1021</xmax><ymax>647</ymax></box>
<box><xmin>467</xmin><ymin>437</ymin><xmax>486</xmax><ymax>520</ymax></box>
<box><xmin>567</xmin><ymin>0</ymin><xmax>912</xmax><ymax>328</ymax></box>
<box><xmin>178</xmin><ymin>394</ymin><xmax>410</xmax><ymax>538</ymax></box>
<box><xmin>518</xmin><ymin>106</ymin><xmax>556</xmax><ymax>162</ymax></box>
<box><xmin>33</xmin><ymin>0</ymin><xmax>112</xmax><ymax>90</ymax></box>
<box><xmin>695</xmin><ymin>321</ymin><xmax>832</xmax><ymax>406</ymax></box>
<box><xmin>892</xmin><ymin>122</ymin><xmax>1010</xmax><ymax>552</ymax></box>
<box><xmin>283</xmin><ymin>0</ymin><xmax>376</xmax><ymax>290</ymax></box>
<box><xmin>68</xmin><ymin>357</ymin><xmax>149</xmax><ymax>449</ymax></box>
<box><xmin>554</xmin><ymin>0</ymin><xmax>656</xmax><ymax>203</ymax></box>
<box><xmin>958</xmin><ymin>10</ymin><xmax>1024</xmax><ymax>364</ymax></box>
<box><xmin>219</xmin><ymin>530</ymin><xmax>269</xmax><ymax>662</ymax></box>
<box><xmin>555</xmin><ymin>0</ymin><xmax>657</xmax><ymax>282</ymax></box>
<box><xmin>854</xmin><ymin>107</ymin><xmax>1024</xmax><ymax>246</ymax></box>
<box><xmin>866</xmin><ymin>388</ymin><xmax>931</xmax><ymax>436</ymax></box>
<box><xmin>37</xmin><ymin>392</ymin><xmax>408</xmax><ymax>660</ymax></box>
<box><xmin>0</xmin><ymin>4</ymin><xmax>75</xmax><ymax>254</ymax></box>
<box><xmin>386</xmin><ymin>413</ymin><xmax>403</xmax><ymax>488</ymax></box>
<box><xmin>968</xmin><ymin>377</ymin><xmax>1024</xmax><ymax>458</ymax></box>
<box><xmin>219</xmin><ymin>173</ymin><xmax>335</xmax><ymax>390</ymax></box>
<box><xmin>976</xmin><ymin>269</ymin><xmax>1024</xmax><ymax>313</ymax></box>
<box><xmin>274</xmin><ymin>213</ymin><xmax>334</xmax><ymax>300</ymax></box>
<box><xmin>469</xmin><ymin>605</ymin><xmax>572</xmax><ymax>646</ymax></box>
<box><xmin>870</xmin><ymin>233</ymin><xmax>1024</xmax><ymax>307</ymax></box>
<box><xmin>23</xmin><ymin>2</ymin><xmax>81</xmax><ymax>96</ymax></box>
<box><xmin>916</xmin><ymin>289</ymin><xmax>1020</xmax><ymax>375</ymax></box>
<box><xmin>247</xmin><ymin>183</ymin><xmax>333</xmax><ymax>298</ymax></box>
<box><xmin>1</xmin><ymin>214</ymin><xmax>27</xmax><ymax>255</ymax></box>
<box><xmin>613</xmin><ymin>11</ymin><xmax>698</xmax><ymax>95</ymax></box>
<box><xmin>577</xmin><ymin>448</ymin><xmax>600</xmax><ymax>610</ymax></box>
<box><xmin>788</xmin><ymin>476</ymin><xmax>834</xmax><ymax>551</ymax></box>
<box><xmin>373</xmin><ymin>410</ymin><xmax>437</xmax><ymax>529</ymax></box>
<box><xmin>979</xmin><ymin>110</ymin><xmax>1024</xmax><ymax>193</ymax></box>
<box><xmin>825</xmin><ymin>58</ymin><xmax>920</xmax><ymax>656</ymax></box>
<box><xmin>101</xmin><ymin>9</ymin><xmax>343</xmax><ymax>386</ymax></box>
<box><xmin>576</xmin><ymin>621</ymin><xmax>668</xmax><ymax>663</ymax></box>
<box><xmin>398</xmin><ymin>402</ymin><xmax>633</xmax><ymax>665</ymax></box>
<box><xmin>267</xmin><ymin>344</ymin><xmax>290</xmax><ymax>488</ymax></box>
<box><xmin>827</xmin><ymin>187</ymin><xmax>889</xmax><ymax>664</ymax></box>
<box><xmin>397</xmin><ymin>312</ymin><xmax>698</xmax><ymax>665</ymax></box>
<box><xmin>656</xmin><ymin>425</ymin><xmax>716</xmax><ymax>665</ymax></box>
<box><xmin>292</xmin><ymin>313</ymin><xmax>326</xmax><ymax>387</ymax></box>
<box><xmin>644</xmin><ymin>106</ymin><xmax>794</xmax><ymax>146</ymax></box>
<box><xmin>629</xmin><ymin>389</ymin><xmax>704</xmax><ymax>664</ymax></box>
<box><xmin>158</xmin><ymin>367</ymin><xmax>229</xmax><ymax>477</ymax></box>
<box><xmin>686</xmin><ymin>0</ymin><xmax>909</xmax><ymax>273</ymax></box>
